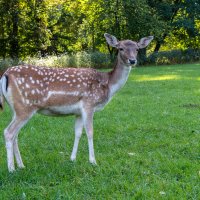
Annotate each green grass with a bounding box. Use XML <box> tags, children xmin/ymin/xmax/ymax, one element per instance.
<box><xmin>0</xmin><ymin>63</ymin><xmax>200</xmax><ymax>199</ymax></box>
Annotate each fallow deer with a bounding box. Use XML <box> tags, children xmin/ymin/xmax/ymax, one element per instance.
<box><xmin>0</xmin><ymin>33</ymin><xmax>153</xmax><ymax>172</ymax></box>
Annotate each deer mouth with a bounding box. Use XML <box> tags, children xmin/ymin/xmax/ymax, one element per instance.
<box><xmin>125</xmin><ymin>61</ymin><xmax>137</xmax><ymax>67</ymax></box>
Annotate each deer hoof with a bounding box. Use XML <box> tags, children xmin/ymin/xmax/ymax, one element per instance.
<box><xmin>89</xmin><ymin>158</ymin><xmax>97</xmax><ymax>165</ymax></box>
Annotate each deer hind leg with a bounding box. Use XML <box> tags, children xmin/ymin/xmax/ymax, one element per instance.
<box><xmin>4</xmin><ymin>112</ymin><xmax>34</xmax><ymax>172</ymax></box>
<box><xmin>70</xmin><ymin>116</ymin><xmax>83</xmax><ymax>161</ymax></box>
<box><xmin>82</xmin><ymin>110</ymin><xmax>96</xmax><ymax>165</ymax></box>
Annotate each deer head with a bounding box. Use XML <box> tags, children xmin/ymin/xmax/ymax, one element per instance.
<box><xmin>104</xmin><ymin>33</ymin><xmax>153</xmax><ymax>66</ymax></box>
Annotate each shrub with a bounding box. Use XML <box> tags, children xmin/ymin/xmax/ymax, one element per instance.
<box><xmin>0</xmin><ymin>49</ymin><xmax>200</xmax><ymax>72</ymax></box>
<box><xmin>90</xmin><ymin>52</ymin><xmax>111</xmax><ymax>68</ymax></box>
<box><xmin>0</xmin><ymin>58</ymin><xmax>22</xmax><ymax>72</ymax></box>
<box><xmin>24</xmin><ymin>51</ymin><xmax>111</xmax><ymax>68</ymax></box>
<box><xmin>148</xmin><ymin>49</ymin><xmax>200</xmax><ymax>65</ymax></box>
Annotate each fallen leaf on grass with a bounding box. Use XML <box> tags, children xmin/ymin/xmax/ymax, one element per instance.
<box><xmin>128</xmin><ymin>152</ymin><xmax>136</xmax><ymax>156</ymax></box>
<box><xmin>159</xmin><ymin>191</ymin><xmax>166</xmax><ymax>195</ymax></box>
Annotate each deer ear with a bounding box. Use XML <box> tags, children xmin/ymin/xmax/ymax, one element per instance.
<box><xmin>104</xmin><ymin>33</ymin><xmax>119</xmax><ymax>48</ymax></box>
<box><xmin>138</xmin><ymin>36</ymin><xmax>154</xmax><ymax>49</ymax></box>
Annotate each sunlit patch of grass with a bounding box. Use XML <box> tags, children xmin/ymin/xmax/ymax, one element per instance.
<box><xmin>134</xmin><ymin>74</ymin><xmax>180</xmax><ymax>81</ymax></box>
<box><xmin>195</xmin><ymin>77</ymin><xmax>200</xmax><ymax>81</ymax></box>
<box><xmin>0</xmin><ymin>63</ymin><xmax>200</xmax><ymax>199</ymax></box>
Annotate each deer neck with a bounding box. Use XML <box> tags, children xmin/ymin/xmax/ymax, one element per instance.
<box><xmin>108</xmin><ymin>55</ymin><xmax>131</xmax><ymax>98</ymax></box>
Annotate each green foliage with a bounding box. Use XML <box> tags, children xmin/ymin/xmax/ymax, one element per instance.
<box><xmin>0</xmin><ymin>0</ymin><xmax>199</xmax><ymax>61</ymax></box>
<box><xmin>1</xmin><ymin>49</ymin><xmax>200</xmax><ymax>72</ymax></box>
<box><xmin>0</xmin><ymin>58</ymin><xmax>21</xmax><ymax>72</ymax></box>
<box><xmin>0</xmin><ymin>64</ymin><xmax>200</xmax><ymax>198</ymax></box>
<box><xmin>148</xmin><ymin>49</ymin><xmax>200</xmax><ymax>65</ymax></box>
<box><xmin>24</xmin><ymin>52</ymin><xmax>111</xmax><ymax>68</ymax></box>
<box><xmin>148</xmin><ymin>0</ymin><xmax>200</xmax><ymax>53</ymax></box>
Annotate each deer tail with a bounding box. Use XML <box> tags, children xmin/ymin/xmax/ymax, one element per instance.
<box><xmin>0</xmin><ymin>75</ymin><xmax>8</xmax><ymax>110</ymax></box>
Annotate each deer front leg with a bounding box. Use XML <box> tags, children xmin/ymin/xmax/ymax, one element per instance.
<box><xmin>71</xmin><ymin>116</ymin><xmax>83</xmax><ymax>161</ymax></box>
<box><xmin>82</xmin><ymin>110</ymin><xmax>96</xmax><ymax>165</ymax></box>
<box><xmin>13</xmin><ymin>137</ymin><xmax>25</xmax><ymax>169</ymax></box>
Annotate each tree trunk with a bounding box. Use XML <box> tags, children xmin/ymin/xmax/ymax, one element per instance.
<box><xmin>138</xmin><ymin>48</ymin><xmax>147</xmax><ymax>65</ymax></box>
<box><xmin>0</xmin><ymin>24</ymin><xmax>6</xmax><ymax>59</ymax></box>
<box><xmin>154</xmin><ymin>42</ymin><xmax>161</xmax><ymax>53</ymax></box>
<box><xmin>153</xmin><ymin>33</ymin><xmax>167</xmax><ymax>53</ymax></box>
<box><xmin>10</xmin><ymin>9</ymin><xmax>19</xmax><ymax>60</ymax></box>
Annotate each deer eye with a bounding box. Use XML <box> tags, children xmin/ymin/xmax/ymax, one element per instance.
<box><xmin>119</xmin><ymin>48</ymin><xmax>124</xmax><ymax>51</ymax></box>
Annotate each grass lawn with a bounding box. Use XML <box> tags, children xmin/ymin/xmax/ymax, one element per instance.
<box><xmin>0</xmin><ymin>63</ymin><xmax>200</xmax><ymax>199</ymax></box>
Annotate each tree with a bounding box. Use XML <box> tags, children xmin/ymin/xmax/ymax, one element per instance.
<box><xmin>0</xmin><ymin>0</ymin><xmax>20</xmax><ymax>59</ymax></box>
<box><xmin>147</xmin><ymin>0</ymin><xmax>200</xmax><ymax>52</ymax></box>
<box><xmin>31</xmin><ymin>0</ymin><xmax>51</xmax><ymax>56</ymax></box>
<box><xmin>0</xmin><ymin>0</ymin><xmax>199</xmax><ymax>62</ymax></box>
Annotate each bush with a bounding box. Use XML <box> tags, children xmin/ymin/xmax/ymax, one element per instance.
<box><xmin>0</xmin><ymin>58</ymin><xmax>22</xmax><ymax>72</ymax></box>
<box><xmin>90</xmin><ymin>52</ymin><xmax>111</xmax><ymax>68</ymax></box>
<box><xmin>25</xmin><ymin>51</ymin><xmax>111</xmax><ymax>68</ymax></box>
<box><xmin>0</xmin><ymin>49</ymin><xmax>200</xmax><ymax>72</ymax></box>
<box><xmin>148</xmin><ymin>49</ymin><xmax>200</xmax><ymax>65</ymax></box>
<box><xmin>0</xmin><ymin>52</ymin><xmax>111</xmax><ymax>72</ymax></box>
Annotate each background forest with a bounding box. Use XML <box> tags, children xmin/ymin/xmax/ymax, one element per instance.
<box><xmin>0</xmin><ymin>0</ymin><xmax>200</xmax><ymax>67</ymax></box>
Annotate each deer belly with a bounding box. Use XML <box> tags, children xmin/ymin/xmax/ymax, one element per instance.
<box><xmin>38</xmin><ymin>102</ymin><xmax>82</xmax><ymax>116</ymax></box>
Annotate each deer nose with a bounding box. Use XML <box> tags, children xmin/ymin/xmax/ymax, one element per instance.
<box><xmin>129</xmin><ymin>59</ymin><xmax>136</xmax><ymax>65</ymax></box>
